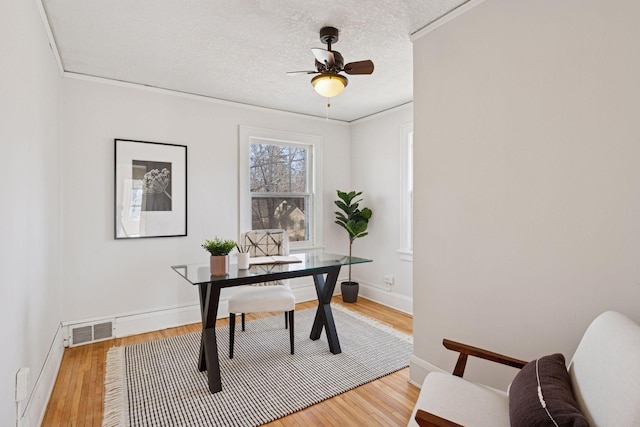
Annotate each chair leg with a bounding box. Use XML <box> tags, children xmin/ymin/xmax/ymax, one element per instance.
<box><xmin>284</xmin><ymin>312</ymin><xmax>288</xmax><ymax>329</ymax></box>
<box><xmin>229</xmin><ymin>313</ymin><xmax>236</xmax><ymax>359</ymax></box>
<box><xmin>288</xmin><ymin>310</ymin><xmax>295</xmax><ymax>355</ymax></box>
<box><xmin>241</xmin><ymin>313</ymin><xmax>246</xmax><ymax>331</ymax></box>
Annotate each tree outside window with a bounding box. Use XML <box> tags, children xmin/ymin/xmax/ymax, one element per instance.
<box><xmin>249</xmin><ymin>142</ymin><xmax>311</xmax><ymax>242</ymax></box>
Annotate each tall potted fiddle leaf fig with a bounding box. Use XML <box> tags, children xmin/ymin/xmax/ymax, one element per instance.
<box><xmin>334</xmin><ymin>190</ymin><xmax>373</xmax><ymax>302</ymax></box>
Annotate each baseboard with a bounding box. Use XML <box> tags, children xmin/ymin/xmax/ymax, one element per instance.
<box><xmin>290</xmin><ymin>282</ymin><xmax>326</xmax><ymax>304</ymax></box>
<box><xmin>409</xmin><ymin>354</ymin><xmax>447</xmax><ymax>388</ymax></box>
<box><xmin>63</xmin><ymin>276</ymin><xmax>409</xmax><ymax>343</ymax></box>
<box><xmin>356</xmin><ymin>281</ymin><xmax>413</xmax><ymax>314</ymax></box>
<box><xmin>64</xmin><ymin>280</ymin><xmax>327</xmax><ymax>341</ymax></box>
<box><xmin>115</xmin><ymin>304</ymin><xmax>203</xmax><ymax>338</ymax></box>
<box><xmin>18</xmin><ymin>324</ymin><xmax>65</xmax><ymax>427</ymax></box>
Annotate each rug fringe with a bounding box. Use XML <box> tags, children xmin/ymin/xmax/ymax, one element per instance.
<box><xmin>102</xmin><ymin>346</ymin><xmax>128</xmax><ymax>427</ymax></box>
<box><xmin>332</xmin><ymin>304</ymin><xmax>413</xmax><ymax>343</ymax></box>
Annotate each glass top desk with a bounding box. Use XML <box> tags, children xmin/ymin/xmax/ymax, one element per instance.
<box><xmin>172</xmin><ymin>252</ymin><xmax>372</xmax><ymax>393</ymax></box>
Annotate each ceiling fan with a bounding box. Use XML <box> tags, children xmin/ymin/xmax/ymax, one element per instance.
<box><xmin>287</xmin><ymin>26</ymin><xmax>374</xmax><ymax>98</ymax></box>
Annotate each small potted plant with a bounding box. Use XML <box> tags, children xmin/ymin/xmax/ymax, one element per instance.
<box><xmin>334</xmin><ymin>190</ymin><xmax>373</xmax><ymax>303</ymax></box>
<box><xmin>202</xmin><ymin>236</ymin><xmax>237</xmax><ymax>276</ymax></box>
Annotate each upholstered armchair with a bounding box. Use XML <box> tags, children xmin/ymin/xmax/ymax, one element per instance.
<box><xmin>409</xmin><ymin>311</ymin><xmax>640</xmax><ymax>427</ymax></box>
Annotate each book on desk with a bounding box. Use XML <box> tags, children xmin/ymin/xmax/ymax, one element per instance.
<box><xmin>248</xmin><ymin>255</ymin><xmax>303</xmax><ymax>265</ymax></box>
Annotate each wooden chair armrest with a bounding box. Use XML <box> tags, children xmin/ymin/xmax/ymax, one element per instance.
<box><xmin>443</xmin><ymin>338</ymin><xmax>528</xmax><ymax>377</ymax></box>
<box><xmin>415</xmin><ymin>409</ymin><xmax>464</xmax><ymax>427</ymax></box>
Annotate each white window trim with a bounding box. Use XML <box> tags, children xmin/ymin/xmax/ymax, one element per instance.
<box><xmin>399</xmin><ymin>122</ymin><xmax>413</xmax><ymax>262</ymax></box>
<box><xmin>239</xmin><ymin>125</ymin><xmax>323</xmax><ymax>251</ymax></box>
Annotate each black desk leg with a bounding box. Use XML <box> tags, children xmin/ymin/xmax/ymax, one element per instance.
<box><xmin>310</xmin><ymin>266</ymin><xmax>342</xmax><ymax>354</ymax></box>
<box><xmin>197</xmin><ymin>283</ymin><xmax>222</xmax><ymax>393</ymax></box>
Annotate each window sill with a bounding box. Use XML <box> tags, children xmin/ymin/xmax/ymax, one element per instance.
<box><xmin>397</xmin><ymin>249</ymin><xmax>413</xmax><ymax>262</ymax></box>
<box><xmin>290</xmin><ymin>245</ymin><xmax>325</xmax><ymax>254</ymax></box>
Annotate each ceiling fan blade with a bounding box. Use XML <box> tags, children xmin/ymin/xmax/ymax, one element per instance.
<box><xmin>311</xmin><ymin>48</ymin><xmax>335</xmax><ymax>66</ymax></box>
<box><xmin>286</xmin><ymin>70</ymin><xmax>319</xmax><ymax>75</ymax></box>
<box><xmin>343</xmin><ymin>60</ymin><xmax>374</xmax><ymax>75</ymax></box>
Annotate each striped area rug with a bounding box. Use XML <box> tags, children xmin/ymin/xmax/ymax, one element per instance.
<box><xmin>102</xmin><ymin>305</ymin><xmax>413</xmax><ymax>427</ymax></box>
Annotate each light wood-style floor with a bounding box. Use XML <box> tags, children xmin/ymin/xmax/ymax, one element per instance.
<box><xmin>43</xmin><ymin>297</ymin><xmax>419</xmax><ymax>426</ymax></box>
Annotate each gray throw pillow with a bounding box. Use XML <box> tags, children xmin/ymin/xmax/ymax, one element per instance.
<box><xmin>509</xmin><ymin>353</ymin><xmax>588</xmax><ymax>427</ymax></box>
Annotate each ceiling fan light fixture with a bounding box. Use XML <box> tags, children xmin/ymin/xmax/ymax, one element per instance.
<box><xmin>311</xmin><ymin>73</ymin><xmax>348</xmax><ymax>98</ymax></box>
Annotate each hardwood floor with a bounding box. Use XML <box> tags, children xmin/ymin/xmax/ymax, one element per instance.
<box><xmin>43</xmin><ymin>297</ymin><xmax>419</xmax><ymax>426</ymax></box>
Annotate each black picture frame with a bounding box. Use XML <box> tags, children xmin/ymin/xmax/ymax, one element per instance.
<box><xmin>114</xmin><ymin>139</ymin><xmax>187</xmax><ymax>239</ymax></box>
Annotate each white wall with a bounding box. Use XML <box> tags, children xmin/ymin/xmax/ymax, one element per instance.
<box><xmin>0</xmin><ymin>0</ymin><xmax>63</xmax><ymax>424</ymax></box>
<box><xmin>349</xmin><ymin>106</ymin><xmax>413</xmax><ymax>312</ymax></box>
<box><xmin>60</xmin><ymin>77</ymin><xmax>351</xmax><ymax>322</ymax></box>
<box><xmin>412</xmin><ymin>0</ymin><xmax>640</xmax><ymax>389</ymax></box>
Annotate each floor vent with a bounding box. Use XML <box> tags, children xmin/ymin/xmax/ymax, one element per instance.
<box><xmin>69</xmin><ymin>321</ymin><xmax>114</xmax><ymax>346</ymax></box>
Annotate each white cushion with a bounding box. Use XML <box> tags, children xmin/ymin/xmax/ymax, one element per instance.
<box><xmin>568</xmin><ymin>311</ymin><xmax>640</xmax><ymax>427</ymax></box>
<box><xmin>228</xmin><ymin>285</ymin><xmax>295</xmax><ymax>314</ymax></box>
<box><xmin>408</xmin><ymin>372</ymin><xmax>510</xmax><ymax>427</ymax></box>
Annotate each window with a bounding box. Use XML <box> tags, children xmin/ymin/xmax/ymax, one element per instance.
<box><xmin>249</xmin><ymin>143</ymin><xmax>309</xmax><ymax>241</ymax></box>
<box><xmin>239</xmin><ymin>126</ymin><xmax>323</xmax><ymax>250</ymax></box>
<box><xmin>399</xmin><ymin>123</ymin><xmax>413</xmax><ymax>261</ymax></box>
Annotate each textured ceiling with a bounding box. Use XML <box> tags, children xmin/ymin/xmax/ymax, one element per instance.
<box><xmin>42</xmin><ymin>0</ymin><xmax>467</xmax><ymax>122</ymax></box>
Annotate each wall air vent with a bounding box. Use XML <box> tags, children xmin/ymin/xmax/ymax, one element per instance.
<box><xmin>93</xmin><ymin>322</ymin><xmax>113</xmax><ymax>340</ymax></box>
<box><xmin>71</xmin><ymin>325</ymin><xmax>93</xmax><ymax>346</ymax></box>
<box><xmin>69</xmin><ymin>320</ymin><xmax>114</xmax><ymax>347</ymax></box>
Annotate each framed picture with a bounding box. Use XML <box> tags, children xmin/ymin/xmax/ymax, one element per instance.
<box><xmin>114</xmin><ymin>139</ymin><xmax>187</xmax><ymax>239</ymax></box>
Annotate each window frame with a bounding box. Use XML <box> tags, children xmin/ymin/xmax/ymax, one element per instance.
<box><xmin>239</xmin><ymin>126</ymin><xmax>323</xmax><ymax>251</ymax></box>
<box><xmin>398</xmin><ymin>122</ymin><xmax>413</xmax><ymax>261</ymax></box>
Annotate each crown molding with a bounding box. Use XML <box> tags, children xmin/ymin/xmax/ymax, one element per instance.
<box><xmin>410</xmin><ymin>0</ymin><xmax>486</xmax><ymax>42</ymax></box>
<box><xmin>36</xmin><ymin>0</ymin><xmax>64</xmax><ymax>74</ymax></box>
<box><xmin>349</xmin><ymin>102</ymin><xmax>413</xmax><ymax>125</ymax></box>
<box><xmin>63</xmin><ymin>72</ymin><xmax>352</xmax><ymax>125</ymax></box>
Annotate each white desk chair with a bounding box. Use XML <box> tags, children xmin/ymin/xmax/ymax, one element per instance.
<box><xmin>228</xmin><ymin>229</ymin><xmax>295</xmax><ymax>359</ymax></box>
